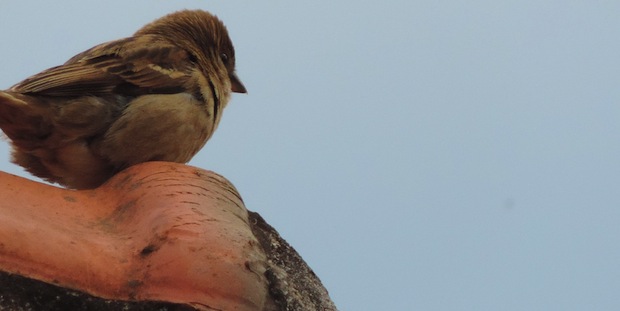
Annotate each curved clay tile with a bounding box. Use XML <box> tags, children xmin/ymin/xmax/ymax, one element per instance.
<box><xmin>0</xmin><ymin>162</ymin><xmax>337</xmax><ymax>311</ymax></box>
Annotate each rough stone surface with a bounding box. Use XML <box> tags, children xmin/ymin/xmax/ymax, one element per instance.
<box><xmin>0</xmin><ymin>272</ymin><xmax>193</xmax><ymax>311</ymax></box>
<box><xmin>249</xmin><ymin>212</ymin><xmax>338</xmax><ymax>311</ymax></box>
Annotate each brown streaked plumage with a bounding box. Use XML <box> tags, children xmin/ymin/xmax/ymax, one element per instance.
<box><xmin>0</xmin><ymin>10</ymin><xmax>246</xmax><ymax>189</ymax></box>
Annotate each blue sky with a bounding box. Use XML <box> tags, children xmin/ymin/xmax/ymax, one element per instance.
<box><xmin>1</xmin><ymin>1</ymin><xmax>620</xmax><ymax>310</ymax></box>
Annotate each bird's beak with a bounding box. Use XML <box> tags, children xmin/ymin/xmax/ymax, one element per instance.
<box><xmin>230</xmin><ymin>72</ymin><xmax>247</xmax><ymax>93</ymax></box>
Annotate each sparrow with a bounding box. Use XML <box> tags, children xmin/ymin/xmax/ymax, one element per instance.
<box><xmin>0</xmin><ymin>10</ymin><xmax>246</xmax><ymax>189</ymax></box>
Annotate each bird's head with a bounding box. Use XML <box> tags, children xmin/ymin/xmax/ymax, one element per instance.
<box><xmin>136</xmin><ymin>10</ymin><xmax>247</xmax><ymax>94</ymax></box>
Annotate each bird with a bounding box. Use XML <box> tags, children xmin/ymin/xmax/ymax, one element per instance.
<box><xmin>0</xmin><ymin>10</ymin><xmax>246</xmax><ymax>189</ymax></box>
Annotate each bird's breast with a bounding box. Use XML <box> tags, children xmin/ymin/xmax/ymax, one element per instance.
<box><xmin>98</xmin><ymin>93</ymin><xmax>214</xmax><ymax>167</ymax></box>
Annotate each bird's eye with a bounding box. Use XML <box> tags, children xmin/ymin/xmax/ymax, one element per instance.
<box><xmin>220</xmin><ymin>53</ymin><xmax>229</xmax><ymax>64</ymax></box>
<box><xmin>189</xmin><ymin>53</ymin><xmax>199</xmax><ymax>63</ymax></box>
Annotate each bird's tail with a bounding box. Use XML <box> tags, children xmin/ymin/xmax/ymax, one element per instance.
<box><xmin>0</xmin><ymin>91</ymin><xmax>30</xmax><ymax>121</ymax></box>
<box><xmin>0</xmin><ymin>91</ymin><xmax>48</xmax><ymax>148</ymax></box>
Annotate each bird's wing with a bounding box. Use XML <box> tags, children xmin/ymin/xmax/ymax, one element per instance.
<box><xmin>11</xmin><ymin>35</ymin><xmax>196</xmax><ymax>97</ymax></box>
